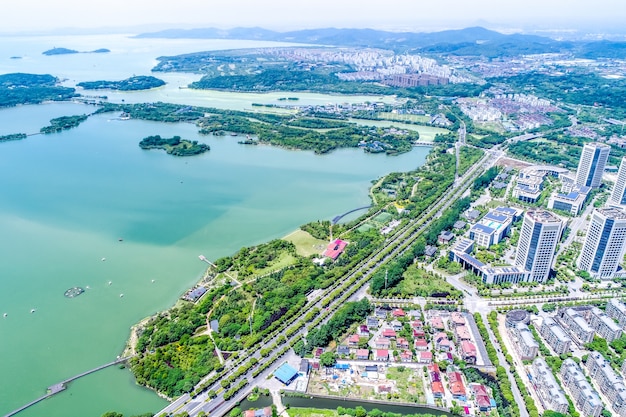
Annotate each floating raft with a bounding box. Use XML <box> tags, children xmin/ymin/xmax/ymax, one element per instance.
<box><xmin>64</xmin><ymin>287</ymin><xmax>85</xmax><ymax>298</ymax></box>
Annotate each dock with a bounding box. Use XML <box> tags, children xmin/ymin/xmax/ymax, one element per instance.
<box><xmin>3</xmin><ymin>356</ymin><xmax>131</xmax><ymax>417</ymax></box>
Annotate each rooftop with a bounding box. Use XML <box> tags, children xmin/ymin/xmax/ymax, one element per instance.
<box><xmin>525</xmin><ymin>209</ymin><xmax>561</xmax><ymax>224</ymax></box>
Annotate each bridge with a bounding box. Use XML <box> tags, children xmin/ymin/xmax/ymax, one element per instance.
<box><xmin>332</xmin><ymin>205</ymin><xmax>372</xmax><ymax>224</ymax></box>
<box><xmin>3</xmin><ymin>356</ymin><xmax>131</xmax><ymax>417</ymax></box>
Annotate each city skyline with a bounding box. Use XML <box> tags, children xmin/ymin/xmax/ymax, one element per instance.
<box><xmin>2</xmin><ymin>0</ymin><xmax>626</xmax><ymax>35</ymax></box>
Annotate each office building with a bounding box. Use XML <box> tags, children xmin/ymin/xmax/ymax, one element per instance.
<box><xmin>540</xmin><ymin>317</ymin><xmax>572</xmax><ymax>355</ymax></box>
<box><xmin>561</xmin><ymin>359</ymin><xmax>603</xmax><ymax>417</ymax></box>
<box><xmin>586</xmin><ymin>352</ymin><xmax>626</xmax><ymax>417</ymax></box>
<box><xmin>610</xmin><ymin>157</ymin><xmax>626</xmax><ymax>207</ymax></box>
<box><xmin>576</xmin><ymin>142</ymin><xmax>610</xmax><ymax>189</ymax></box>
<box><xmin>548</xmin><ymin>184</ymin><xmax>591</xmax><ymax>216</ymax></box>
<box><xmin>531</xmin><ymin>358</ymin><xmax>569</xmax><ymax>414</ymax></box>
<box><xmin>514</xmin><ymin>210</ymin><xmax>562</xmax><ymax>282</ymax></box>
<box><xmin>589</xmin><ymin>307</ymin><xmax>623</xmax><ymax>342</ymax></box>
<box><xmin>606</xmin><ymin>299</ymin><xmax>626</xmax><ymax>328</ymax></box>
<box><xmin>577</xmin><ymin>208</ymin><xmax>626</xmax><ymax>280</ymax></box>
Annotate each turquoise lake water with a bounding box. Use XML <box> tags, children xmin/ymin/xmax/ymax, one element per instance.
<box><xmin>0</xmin><ymin>35</ymin><xmax>431</xmax><ymax>417</ymax></box>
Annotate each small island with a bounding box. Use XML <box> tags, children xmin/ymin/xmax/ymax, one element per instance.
<box><xmin>42</xmin><ymin>47</ymin><xmax>110</xmax><ymax>56</ymax></box>
<box><xmin>139</xmin><ymin>135</ymin><xmax>210</xmax><ymax>156</ymax></box>
<box><xmin>77</xmin><ymin>76</ymin><xmax>165</xmax><ymax>91</ymax></box>
<box><xmin>40</xmin><ymin>114</ymin><xmax>88</xmax><ymax>134</ymax></box>
<box><xmin>0</xmin><ymin>133</ymin><xmax>27</xmax><ymax>143</ymax></box>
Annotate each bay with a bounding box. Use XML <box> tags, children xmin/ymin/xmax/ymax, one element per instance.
<box><xmin>0</xmin><ymin>34</ymin><xmax>433</xmax><ymax>417</ymax></box>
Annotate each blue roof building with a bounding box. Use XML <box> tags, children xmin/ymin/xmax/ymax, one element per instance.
<box><xmin>274</xmin><ymin>362</ymin><xmax>299</xmax><ymax>385</ymax></box>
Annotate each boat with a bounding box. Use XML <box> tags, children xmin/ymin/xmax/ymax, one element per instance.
<box><xmin>108</xmin><ymin>281</ymin><xmax>112</xmax><ymax>285</ymax></box>
<box><xmin>3</xmin><ymin>313</ymin><xmax>7</xmax><ymax>318</ymax></box>
<box><xmin>119</xmin><ymin>294</ymin><xmax>124</xmax><ymax>298</ymax></box>
<box><xmin>30</xmin><ymin>308</ymin><xmax>36</xmax><ymax>313</ymax></box>
<box><xmin>64</xmin><ymin>287</ymin><xmax>85</xmax><ymax>298</ymax></box>
<box><xmin>101</xmin><ymin>257</ymin><xmax>106</xmax><ymax>261</ymax></box>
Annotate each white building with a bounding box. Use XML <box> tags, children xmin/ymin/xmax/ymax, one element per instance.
<box><xmin>561</xmin><ymin>358</ymin><xmax>603</xmax><ymax>417</ymax></box>
<box><xmin>514</xmin><ymin>210</ymin><xmax>562</xmax><ymax>282</ymax></box>
<box><xmin>586</xmin><ymin>351</ymin><xmax>626</xmax><ymax>417</ymax></box>
<box><xmin>540</xmin><ymin>316</ymin><xmax>572</xmax><ymax>355</ymax></box>
<box><xmin>560</xmin><ymin>308</ymin><xmax>595</xmax><ymax>345</ymax></box>
<box><xmin>589</xmin><ymin>307</ymin><xmax>623</xmax><ymax>342</ymax></box>
<box><xmin>531</xmin><ymin>357</ymin><xmax>569</xmax><ymax>413</ymax></box>
<box><xmin>577</xmin><ymin>208</ymin><xmax>626</xmax><ymax>280</ymax></box>
<box><xmin>576</xmin><ymin>142</ymin><xmax>610</xmax><ymax>189</ymax></box>
<box><xmin>509</xmin><ymin>322</ymin><xmax>538</xmax><ymax>360</ymax></box>
<box><xmin>610</xmin><ymin>157</ymin><xmax>626</xmax><ymax>208</ymax></box>
<box><xmin>606</xmin><ymin>299</ymin><xmax>626</xmax><ymax>328</ymax></box>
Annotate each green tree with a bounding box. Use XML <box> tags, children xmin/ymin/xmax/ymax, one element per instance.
<box><xmin>320</xmin><ymin>352</ymin><xmax>337</xmax><ymax>367</ymax></box>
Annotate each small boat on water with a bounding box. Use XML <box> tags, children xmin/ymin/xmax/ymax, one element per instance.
<box><xmin>119</xmin><ymin>293</ymin><xmax>124</xmax><ymax>298</ymax></box>
<box><xmin>101</xmin><ymin>257</ymin><xmax>106</xmax><ymax>261</ymax></box>
<box><xmin>30</xmin><ymin>308</ymin><xmax>36</xmax><ymax>313</ymax></box>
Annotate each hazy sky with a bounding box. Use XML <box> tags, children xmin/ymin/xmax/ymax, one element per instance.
<box><xmin>2</xmin><ymin>0</ymin><xmax>625</xmax><ymax>33</ymax></box>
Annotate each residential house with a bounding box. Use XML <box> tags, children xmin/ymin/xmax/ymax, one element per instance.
<box><xmin>358</xmin><ymin>325</ymin><xmax>370</xmax><ymax>337</ymax></box>
<box><xmin>348</xmin><ymin>334</ymin><xmax>360</xmax><ymax>347</ymax></box>
<box><xmin>382</xmin><ymin>328</ymin><xmax>397</xmax><ymax>339</ymax></box>
<box><xmin>393</xmin><ymin>308</ymin><xmax>406</xmax><ymax>318</ymax></box>
<box><xmin>337</xmin><ymin>345</ymin><xmax>350</xmax><ymax>356</ymax></box>
<box><xmin>397</xmin><ymin>337</ymin><xmax>409</xmax><ymax>350</ymax></box>
<box><xmin>391</xmin><ymin>320</ymin><xmax>403</xmax><ymax>331</ymax></box>
<box><xmin>415</xmin><ymin>339</ymin><xmax>429</xmax><ymax>351</ymax></box>
<box><xmin>449</xmin><ymin>371</ymin><xmax>467</xmax><ymax>401</ymax></box>
<box><xmin>367</xmin><ymin>316</ymin><xmax>379</xmax><ymax>329</ymax></box>
<box><xmin>376</xmin><ymin>349</ymin><xmax>390</xmax><ymax>362</ymax></box>
<box><xmin>418</xmin><ymin>351</ymin><xmax>433</xmax><ymax>364</ymax></box>
<box><xmin>400</xmin><ymin>350</ymin><xmax>413</xmax><ymax>362</ymax></box>
<box><xmin>356</xmin><ymin>349</ymin><xmax>370</xmax><ymax>360</ymax></box>
<box><xmin>460</xmin><ymin>341</ymin><xmax>477</xmax><ymax>365</ymax></box>
<box><xmin>375</xmin><ymin>338</ymin><xmax>391</xmax><ymax>349</ymax></box>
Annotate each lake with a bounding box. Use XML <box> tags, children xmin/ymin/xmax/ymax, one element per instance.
<box><xmin>0</xmin><ymin>34</ymin><xmax>433</xmax><ymax>417</ymax></box>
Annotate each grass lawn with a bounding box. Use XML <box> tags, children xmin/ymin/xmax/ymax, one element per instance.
<box><xmin>385</xmin><ymin>366</ymin><xmax>426</xmax><ymax>403</ymax></box>
<box><xmin>287</xmin><ymin>408</ymin><xmax>338</xmax><ymax>417</ymax></box>
<box><xmin>395</xmin><ymin>265</ymin><xmax>462</xmax><ymax>298</ymax></box>
<box><xmin>247</xmin><ymin>252</ymin><xmax>298</xmax><ymax>278</ymax></box>
<box><xmin>283</xmin><ymin>229</ymin><xmax>328</xmax><ymax>257</ymax></box>
<box><xmin>373</xmin><ymin>212</ymin><xmax>393</xmax><ymax>223</ymax></box>
<box><xmin>379</xmin><ymin>112</ymin><xmax>431</xmax><ymax>124</ymax></box>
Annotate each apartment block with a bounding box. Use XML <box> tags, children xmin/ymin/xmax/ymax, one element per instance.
<box><xmin>509</xmin><ymin>322</ymin><xmax>539</xmax><ymax>360</ymax></box>
<box><xmin>586</xmin><ymin>351</ymin><xmax>626</xmax><ymax>417</ymax></box>
<box><xmin>559</xmin><ymin>308</ymin><xmax>595</xmax><ymax>345</ymax></box>
<box><xmin>561</xmin><ymin>359</ymin><xmax>603</xmax><ymax>417</ymax></box>
<box><xmin>540</xmin><ymin>316</ymin><xmax>572</xmax><ymax>355</ymax></box>
<box><xmin>589</xmin><ymin>307</ymin><xmax>623</xmax><ymax>342</ymax></box>
<box><xmin>607</xmin><ymin>299</ymin><xmax>626</xmax><ymax>329</ymax></box>
<box><xmin>531</xmin><ymin>357</ymin><xmax>569</xmax><ymax>413</ymax></box>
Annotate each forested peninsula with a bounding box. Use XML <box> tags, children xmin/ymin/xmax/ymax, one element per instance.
<box><xmin>77</xmin><ymin>76</ymin><xmax>165</xmax><ymax>91</ymax></box>
<box><xmin>97</xmin><ymin>102</ymin><xmax>420</xmax><ymax>155</ymax></box>
<box><xmin>0</xmin><ymin>73</ymin><xmax>77</xmax><ymax>108</ymax></box>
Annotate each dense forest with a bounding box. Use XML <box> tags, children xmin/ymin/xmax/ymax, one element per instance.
<box><xmin>78</xmin><ymin>76</ymin><xmax>165</xmax><ymax>91</ymax></box>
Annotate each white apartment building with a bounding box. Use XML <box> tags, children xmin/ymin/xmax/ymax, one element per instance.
<box><xmin>586</xmin><ymin>352</ymin><xmax>626</xmax><ymax>417</ymax></box>
<box><xmin>540</xmin><ymin>316</ymin><xmax>572</xmax><ymax>355</ymax></box>
<box><xmin>606</xmin><ymin>299</ymin><xmax>626</xmax><ymax>328</ymax></box>
<box><xmin>589</xmin><ymin>307</ymin><xmax>623</xmax><ymax>342</ymax></box>
<box><xmin>531</xmin><ymin>357</ymin><xmax>569</xmax><ymax>413</ymax></box>
<box><xmin>561</xmin><ymin>358</ymin><xmax>603</xmax><ymax>417</ymax></box>
<box><xmin>560</xmin><ymin>308</ymin><xmax>595</xmax><ymax>345</ymax></box>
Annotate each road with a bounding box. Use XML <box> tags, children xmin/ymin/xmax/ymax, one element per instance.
<box><xmin>481</xmin><ymin>312</ymin><xmax>530</xmax><ymax>417</ymax></box>
<box><xmin>156</xmin><ymin>140</ymin><xmax>500</xmax><ymax>417</ymax></box>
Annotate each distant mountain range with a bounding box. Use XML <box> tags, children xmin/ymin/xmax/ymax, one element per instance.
<box><xmin>135</xmin><ymin>26</ymin><xmax>626</xmax><ymax>58</ymax></box>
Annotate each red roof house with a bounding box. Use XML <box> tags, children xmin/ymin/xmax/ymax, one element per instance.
<box><xmin>356</xmin><ymin>349</ymin><xmax>370</xmax><ymax>360</ymax></box>
<box><xmin>392</xmin><ymin>308</ymin><xmax>406</xmax><ymax>317</ymax></box>
<box><xmin>323</xmin><ymin>239</ymin><xmax>348</xmax><ymax>260</ymax></box>
<box><xmin>382</xmin><ymin>328</ymin><xmax>397</xmax><ymax>338</ymax></box>
<box><xmin>414</xmin><ymin>339</ymin><xmax>429</xmax><ymax>350</ymax></box>
<box><xmin>376</xmin><ymin>349</ymin><xmax>389</xmax><ymax>361</ymax></box>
